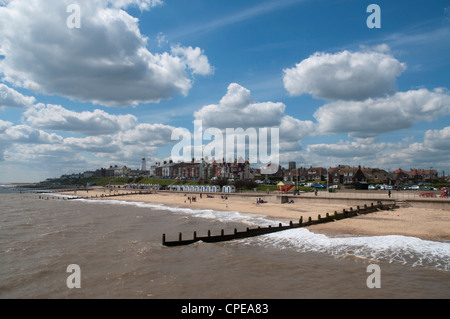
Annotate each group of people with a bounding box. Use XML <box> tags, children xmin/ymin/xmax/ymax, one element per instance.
<box><xmin>256</xmin><ymin>197</ymin><xmax>267</xmax><ymax>205</ymax></box>
<box><xmin>184</xmin><ymin>193</ymin><xmax>197</xmax><ymax>203</ymax></box>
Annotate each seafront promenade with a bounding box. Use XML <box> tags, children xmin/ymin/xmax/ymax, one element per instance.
<box><xmin>39</xmin><ymin>185</ymin><xmax>450</xmax><ymax>211</ymax></box>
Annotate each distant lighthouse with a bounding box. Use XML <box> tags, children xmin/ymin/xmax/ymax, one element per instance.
<box><xmin>141</xmin><ymin>157</ymin><xmax>146</xmax><ymax>171</ymax></box>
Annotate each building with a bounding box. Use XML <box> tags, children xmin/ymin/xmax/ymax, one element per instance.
<box><xmin>328</xmin><ymin>165</ymin><xmax>366</xmax><ymax>185</ymax></box>
<box><xmin>361</xmin><ymin>167</ymin><xmax>395</xmax><ymax>184</ymax></box>
<box><xmin>284</xmin><ymin>166</ymin><xmax>327</xmax><ymax>183</ymax></box>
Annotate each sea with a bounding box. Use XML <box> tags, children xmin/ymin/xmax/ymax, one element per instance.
<box><xmin>1</xmin><ymin>185</ymin><xmax>449</xmax><ymax>300</ymax></box>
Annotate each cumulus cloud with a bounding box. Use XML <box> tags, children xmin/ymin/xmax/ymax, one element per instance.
<box><xmin>424</xmin><ymin>126</ymin><xmax>450</xmax><ymax>151</ymax></box>
<box><xmin>313</xmin><ymin>88</ymin><xmax>450</xmax><ymax>138</ymax></box>
<box><xmin>304</xmin><ymin>125</ymin><xmax>450</xmax><ymax>171</ymax></box>
<box><xmin>110</xmin><ymin>0</ymin><xmax>164</xmax><ymax>11</ymax></box>
<box><xmin>194</xmin><ymin>83</ymin><xmax>286</xmax><ymax>129</ymax></box>
<box><xmin>0</xmin><ymin>84</ymin><xmax>35</xmax><ymax>109</ymax></box>
<box><xmin>193</xmin><ymin>83</ymin><xmax>314</xmax><ymax>158</ymax></box>
<box><xmin>279</xmin><ymin>115</ymin><xmax>314</xmax><ymax>151</ymax></box>
<box><xmin>63</xmin><ymin>135</ymin><xmax>120</xmax><ymax>153</ymax></box>
<box><xmin>307</xmin><ymin>140</ymin><xmax>392</xmax><ymax>158</ymax></box>
<box><xmin>119</xmin><ymin>123</ymin><xmax>177</xmax><ymax>146</ymax></box>
<box><xmin>0</xmin><ymin>0</ymin><xmax>212</xmax><ymax>106</ymax></box>
<box><xmin>283</xmin><ymin>48</ymin><xmax>406</xmax><ymax>100</ymax></box>
<box><xmin>171</xmin><ymin>45</ymin><xmax>215</xmax><ymax>75</ymax></box>
<box><xmin>24</xmin><ymin>104</ymin><xmax>138</xmax><ymax>135</ymax></box>
<box><xmin>0</xmin><ymin>124</ymin><xmax>63</xmax><ymax>144</ymax></box>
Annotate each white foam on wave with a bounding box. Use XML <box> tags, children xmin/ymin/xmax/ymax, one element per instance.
<box><xmin>72</xmin><ymin>198</ymin><xmax>450</xmax><ymax>271</ymax></box>
<box><xmin>73</xmin><ymin>198</ymin><xmax>277</xmax><ymax>227</ymax></box>
<box><xmin>42</xmin><ymin>193</ymin><xmax>78</xmax><ymax>198</ymax></box>
<box><xmin>253</xmin><ymin>228</ymin><xmax>450</xmax><ymax>271</ymax></box>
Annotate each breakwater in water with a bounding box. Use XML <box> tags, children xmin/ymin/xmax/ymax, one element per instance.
<box><xmin>162</xmin><ymin>201</ymin><xmax>397</xmax><ymax>247</ymax></box>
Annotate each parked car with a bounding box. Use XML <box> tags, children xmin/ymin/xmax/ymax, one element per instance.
<box><xmin>368</xmin><ymin>185</ymin><xmax>376</xmax><ymax>190</ymax></box>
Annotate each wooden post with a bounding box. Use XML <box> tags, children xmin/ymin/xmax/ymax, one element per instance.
<box><xmin>179</xmin><ymin>232</ymin><xmax>182</xmax><ymax>241</ymax></box>
<box><xmin>208</xmin><ymin>230</ymin><xmax>211</xmax><ymax>237</ymax></box>
<box><xmin>162</xmin><ymin>234</ymin><xmax>166</xmax><ymax>245</ymax></box>
<box><xmin>194</xmin><ymin>231</ymin><xmax>197</xmax><ymax>240</ymax></box>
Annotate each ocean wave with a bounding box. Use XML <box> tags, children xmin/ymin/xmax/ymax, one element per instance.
<box><xmin>252</xmin><ymin>228</ymin><xmax>450</xmax><ymax>271</ymax></box>
<box><xmin>72</xmin><ymin>198</ymin><xmax>450</xmax><ymax>271</ymax></box>
<box><xmin>73</xmin><ymin>198</ymin><xmax>277</xmax><ymax>227</ymax></box>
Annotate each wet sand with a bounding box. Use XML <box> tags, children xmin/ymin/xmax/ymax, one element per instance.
<box><xmin>60</xmin><ymin>188</ymin><xmax>450</xmax><ymax>242</ymax></box>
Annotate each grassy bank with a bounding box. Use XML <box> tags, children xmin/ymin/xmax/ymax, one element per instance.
<box><xmin>48</xmin><ymin>176</ymin><xmax>319</xmax><ymax>193</ymax></box>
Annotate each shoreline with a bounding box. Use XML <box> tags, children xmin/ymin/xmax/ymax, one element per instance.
<box><xmin>58</xmin><ymin>188</ymin><xmax>450</xmax><ymax>242</ymax></box>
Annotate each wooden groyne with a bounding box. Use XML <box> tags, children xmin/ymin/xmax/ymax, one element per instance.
<box><xmin>37</xmin><ymin>190</ymin><xmax>154</xmax><ymax>200</ymax></box>
<box><xmin>162</xmin><ymin>201</ymin><xmax>397</xmax><ymax>247</ymax></box>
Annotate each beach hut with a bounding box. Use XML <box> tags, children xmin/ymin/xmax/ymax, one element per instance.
<box><xmin>222</xmin><ymin>185</ymin><xmax>236</xmax><ymax>193</ymax></box>
<box><xmin>206</xmin><ymin>186</ymin><xmax>211</xmax><ymax>193</ymax></box>
<box><xmin>200</xmin><ymin>186</ymin><xmax>205</xmax><ymax>193</ymax></box>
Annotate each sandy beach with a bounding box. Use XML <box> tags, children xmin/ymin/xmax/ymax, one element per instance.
<box><xmin>60</xmin><ymin>188</ymin><xmax>450</xmax><ymax>242</ymax></box>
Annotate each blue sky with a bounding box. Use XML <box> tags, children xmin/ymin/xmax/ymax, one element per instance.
<box><xmin>0</xmin><ymin>0</ymin><xmax>449</xmax><ymax>183</ymax></box>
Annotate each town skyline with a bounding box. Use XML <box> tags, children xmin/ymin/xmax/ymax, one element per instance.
<box><xmin>46</xmin><ymin>156</ymin><xmax>447</xmax><ymax>187</ymax></box>
<box><xmin>1</xmin><ymin>1</ymin><xmax>449</xmax><ymax>183</ymax></box>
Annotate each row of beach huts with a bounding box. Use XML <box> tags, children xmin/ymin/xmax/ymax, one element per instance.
<box><xmin>121</xmin><ymin>183</ymin><xmax>236</xmax><ymax>193</ymax></box>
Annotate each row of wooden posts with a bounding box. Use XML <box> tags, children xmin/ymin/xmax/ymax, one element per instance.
<box><xmin>37</xmin><ymin>190</ymin><xmax>154</xmax><ymax>200</ymax></box>
<box><xmin>162</xmin><ymin>201</ymin><xmax>396</xmax><ymax>247</ymax></box>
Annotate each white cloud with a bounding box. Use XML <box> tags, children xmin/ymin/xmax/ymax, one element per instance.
<box><xmin>304</xmin><ymin>125</ymin><xmax>450</xmax><ymax>171</ymax></box>
<box><xmin>109</xmin><ymin>0</ymin><xmax>164</xmax><ymax>11</ymax></box>
<box><xmin>307</xmin><ymin>140</ymin><xmax>392</xmax><ymax>158</ymax></box>
<box><xmin>0</xmin><ymin>84</ymin><xmax>35</xmax><ymax>109</ymax></box>
<box><xmin>171</xmin><ymin>45</ymin><xmax>214</xmax><ymax>75</ymax></box>
<box><xmin>0</xmin><ymin>119</ymin><xmax>12</xmax><ymax>132</ymax></box>
<box><xmin>63</xmin><ymin>135</ymin><xmax>119</xmax><ymax>153</ymax></box>
<box><xmin>313</xmin><ymin>88</ymin><xmax>450</xmax><ymax>138</ymax></box>
<box><xmin>118</xmin><ymin>123</ymin><xmax>177</xmax><ymax>146</ymax></box>
<box><xmin>0</xmin><ymin>0</ymin><xmax>211</xmax><ymax>106</ymax></box>
<box><xmin>0</xmin><ymin>124</ymin><xmax>63</xmax><ymax>144</ymax></box>
<box><xmin>194</xmin><ymin>83</ymin><xmax>286</xmax><ymax>129</ymax></box>
<box><xmin>24</xmin><ymin>104</ymin><xmax>138</xmax><ymax>135</ymax></box>
<box><xmin>283</xmin><ymin>48</ymin><xmax>406</xmax><ymax>100</ymax></box>
<box><xmin>424</xmin><ymin>126</ymin><xmax>450</xmax><ymax>151</ymax></box>
<box><xmin>193</xmin><ymin>83</ymin><xmax>314</xmax><ymax>157</ymax></box>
